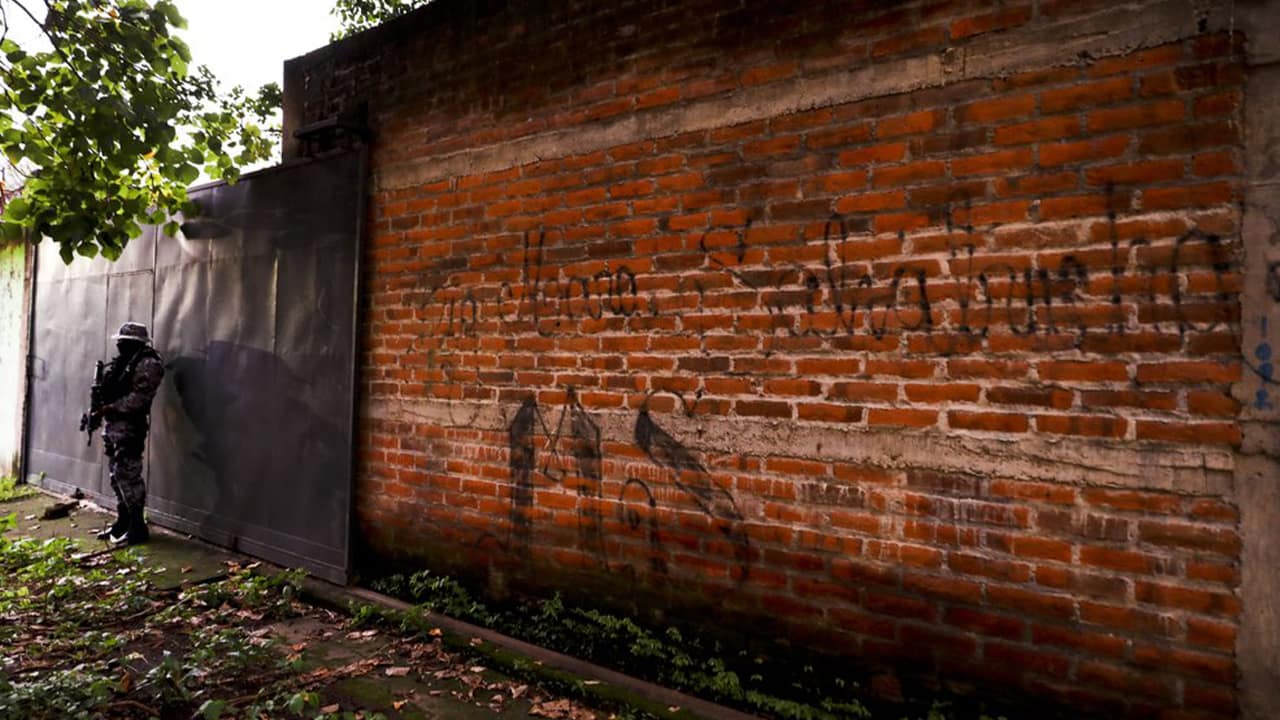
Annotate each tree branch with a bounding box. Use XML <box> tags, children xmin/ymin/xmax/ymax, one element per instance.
<box><xmin>8</xmin><ymin>0</ymin><xmax>91</xmax><ymax>87</ymax></box>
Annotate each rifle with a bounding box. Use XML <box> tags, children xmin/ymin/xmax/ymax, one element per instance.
<box><xmin>78</xmin><ymin>360</ymin><xmax>105</xmax><ymax>447</ymax></box>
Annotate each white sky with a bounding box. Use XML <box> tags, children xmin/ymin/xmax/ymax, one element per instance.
<box><xmin>175</xmin><ymin>1</ymin><xmax>341</xmax><ymax>94</ymax></box>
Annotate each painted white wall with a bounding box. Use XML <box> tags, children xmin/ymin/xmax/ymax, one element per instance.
<box><xmin>0</xmin><ymin>243</ymin><xmax>25</xmax><ymax>477</ymax></box>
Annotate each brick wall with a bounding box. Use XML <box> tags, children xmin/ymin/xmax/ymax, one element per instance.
<box><xmin>286</xmin><ymin>1</ymin><xmax>1261</xmax><ymax>716</ymax></box>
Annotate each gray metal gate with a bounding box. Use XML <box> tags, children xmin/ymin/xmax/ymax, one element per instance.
<box><xmin>25</xmin><ymin>152</ymin><xmax>364</xmax><ymax>583</ymax></box>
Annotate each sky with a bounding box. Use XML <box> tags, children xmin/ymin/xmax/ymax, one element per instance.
<box><xmin>175</xmin><ymin>0</ymin><xmax>341</xmax><ymax>95</ymax></box>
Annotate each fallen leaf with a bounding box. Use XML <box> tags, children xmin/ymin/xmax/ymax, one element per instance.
<box><xmin>385</xmin><ymin>666</ymin><xmax>411</xmax><ymax>677</ymax></box>
<box><xmin>511</xmin><ymin>685</ymin><xmax>529</xmax><ymax>698</ymax></box>
<box><xmin>667</xmin><ymin>707</ymin><xmax>680</xmax><ymax>713</ymax></box>
<box><xmin>469</xmin><ymin>665</ymin><xmax>486</xmax><ymax>673</ymax></box>
<box><xmin>393</xmin><ymin>700</ymin><xmax>409</xmax><ymax>710</ymax></box>
<box><xmin>582</xmin><ymin>680</ymin><xmax>600</xmax><ymax>685</ymax></box>
<box><xmin>180</xmin><ymin>566</ymin><xmax>193</xmax><ymax>574</ymax></box>
<box><xmin>320</xmin><ymin>704</ymin><xmax>340</xmax><ymax>713</ymax></box>
<box><xmin>290</xmin><ymin>642</ymin><xmax>307</xmax><ymax>652</ymax></box>
<box><xmin>429</xmin><ymin>627</ymin><xmax>443</xmax><ymax>637</ymax></box>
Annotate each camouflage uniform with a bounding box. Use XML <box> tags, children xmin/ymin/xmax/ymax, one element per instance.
<box><xmin>100</xmin><ymin>336</ymin><xmax>165</xmax><ymax>514</ymax></box>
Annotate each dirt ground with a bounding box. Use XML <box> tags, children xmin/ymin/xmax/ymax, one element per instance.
<box><xmin>0</xmin><ymin>492</ymin><xmax>611</xmax><ymax>720</ymax></box>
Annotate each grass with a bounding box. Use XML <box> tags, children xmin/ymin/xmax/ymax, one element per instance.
<box><xmin>0</xmin><ymin>476</ymin><xmax>37</xmax><ymax>503</ymax></box>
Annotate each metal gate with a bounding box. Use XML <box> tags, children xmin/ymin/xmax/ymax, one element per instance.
<box><xmin>25</xmin><ymin>151</ymin><xmax>364</xmax><ymax>583</ymax></box>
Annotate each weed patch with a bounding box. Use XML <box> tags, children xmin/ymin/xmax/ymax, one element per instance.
<box><xmin>0</xmin><ymin>476</ymin><xmax>37</xmax><ymax>503</ymax></box>
<box><xmin>370</xmin><ymin>570</ymin><xmax>1012</xmax><ymax>720</ymax></box>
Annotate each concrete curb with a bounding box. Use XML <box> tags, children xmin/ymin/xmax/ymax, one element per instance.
<box><xmin>293</xmin><ymin>575</ymin><xmax>762</xmax><ymax>720</ymax></box>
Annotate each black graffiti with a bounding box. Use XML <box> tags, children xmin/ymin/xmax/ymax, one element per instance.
<box><xmin>502</xmin><ymin>395</ymin><xmax>751</xmax><ymax>580</ymax></box>
<box><xmin>635</xmin><ymin>405</ymin><xmax>751</xmax><ymax>578</ymax></box>
<box><xmin>507</xmin><ymin>397</ymin><xmax>539</xmax><ymax>556</ymax></box>
<box><xmin>399</xmin><ymin>188</ymin><xmax>1243</xmax><ymax>361</ymax></box>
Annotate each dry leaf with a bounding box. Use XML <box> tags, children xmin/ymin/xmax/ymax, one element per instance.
<box><xmin>429</xmin><ymin>628</ymin><xmax>443</xmax><ymax>637</ymax></box>
<box><xmin>291</xmin><ymin>642</ymin><xmax>307</xmax><ymax>652</ymax></box>
<box><xmin>320</xmin><ymin>704</ymin><xmax>340</xmax><ymax>713</ymax></box>
<box><xmin>393</xmin><ymin>700</ymin><xmax>409</xmax><ymax>710</ymax></box>
<box><xmin>511</xmin><ymin>685</ymin><xmax>529</xmax><ymax>698</ymax></box>
<box><xmin>180</xmin><ymin>566</ymin><xmax>193</xmax><ymax>574</ymax></box>
<box><xmin>385</xmin><ymin>666</ymin><xmax>411</xmax><ymax>677</ymax></box>
<box><xmin>469</xmin><ymin>665</ymin><xmax>486</xmax><ymax>673</ymax></box>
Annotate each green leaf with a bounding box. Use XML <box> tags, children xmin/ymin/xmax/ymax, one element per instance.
<box><xmin>0</xmin><ymin>222</ymin><xmax>24</xmax><ymax>242</ymax></box>
<box><xmin>176</xmin><ymin>164</ymin><xmax>200</xmax><ymax>185</ymax></box>
<box><xmin>198</xmin><ymin>699</ymin><xmax>228</xmax><ymax>719</ymax></box>
<box><xmin>5</xmin><ymin>198</ymin><xmax>30</xmax><ymax>221</ymax></box>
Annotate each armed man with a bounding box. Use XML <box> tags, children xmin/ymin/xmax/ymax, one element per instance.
<box><xmin>89</xmin><ymin>321</ymin><xmax>165</xmax><ymax>546</ymax></box>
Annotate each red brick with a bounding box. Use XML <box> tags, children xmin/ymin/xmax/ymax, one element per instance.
<box><xmin>987</xmin><ymin>585</ymin><xmax>1075</xmax><ymax>620</ymax></box>
<box><xmin>1040</xmin><ymin>135</ymin><xmax>1130</xmax><ymax>166</ymax></box>
<box><xmin>943</xmin><ymin>607</ymin><xmax>1025</xmax><ymax>639</ymax></box>
<box><xmin>1032</xmin><ymin>624</ymin><xmax>1127</xmax><ymax>657</ymax></box>
<box><xmin>1088</xmin><ymin>45</ymin><xmax>1184</xmax><ymax>77</ymax></box>
<box><xmin>1138</xmin><ymin>520</ymin><xmax>1240</xmax><ymax>556</ymax></box>
<box><xmin>1135</xmin><ymin>581</ymin><xmax>1240</xmax><ymax>616</ymax></box>
<box><xmin>987</xmin><ymin>386</ymin><xmax>1073</xmax><ymax>409</ymax></box>
<box><xmin>1133</xmin><ymin>644</ymin><xmax>1234</xmax><ymax>684</ymax></box>
<box><xmin>799</xmin><ymin>401</ymin><xmax>863</xmax><ymax>423</ymax></box>
<box><xmin>952</xmin><ymin>149</ymin><xmax>1034</xmax><ymax>177</ymax></box>
<box><xmin>1035</xmin><ymin>414</ymin><xmax>1127</xmax><ymax>439</ymax></box>
<box><xmin>1041</xmin><ymin>76</ymin><xmax>1133</xmax><ymax>113</ymax></box>
<box><xmin>877</xmin><ymin>110</ymin><xmax>943</xmax><ymax>138</ymax></box>
<box><xmin>957</xmin><ymin>95</ymin><xmax>1036</xmax><ymax>124</ymax></box>
<box><xmin>1010</xmin><ymin>536</ymin><xmax>1073</xmax><ymax>562</ymax></box>
<box><xmin>904</xmin><ymin>383</ymin><xmax>981</xmax><ymax>403</ymax></box>
<box><xmin>872</xmin><ymin>160</ymin><xmax>946</xmax><ymax>188</ymax></box>
<box><xmin>947</xmin><ymin>359</ymin><xmax>1029</xmax><ymax>379</ymax></box>
<box><xmin>1085</xmin><ymin>159</ymin><xmax>1184</xmax><ymax>186</ymax></box>
<box><xmin>1088</xmin><ymin>100</ymin><xmax>1185</xmax><ymax>132</ymax></box>
<box><xmin>1082</xmin><ymin>488</ymin><xmax>1178</xmax><ymax>514</ymax></box>
<box><xmin>1038</xmin><ymin>361</ymin><xmax>1128</xmax><ymax>382</ymax></box>
<box><xmin>994</xmin><ymin>116</ymin><xmax>1080</xmax><ymax>145</ymax></box>
<box><xmin>868</xmin><ymin>408</ymin><xmax>937</xmax><ymax>428</ymax></box>
<box><xmin>1080</xmin><ymin>546</ymin><xmax>1158</xmax><ymax>574</ymax></box>
<box><xmin>1136</xmin><ymin>420</ymin><xmax>1241</xmax><ymax>445</ymax></box>
<box><xmin>948</xmin><ymin>411</ymin><xmax>1029</xmax><ymax>433</ymax></box>
<box><xmin>1142</xmin><ymin>182</ymin><xmax>1234</xmax><ymax>210</ymax></box>
<box><xmin>734</xmin><ymin>399</ymin><xmax>794</xmax><ymax>419</ymax></box>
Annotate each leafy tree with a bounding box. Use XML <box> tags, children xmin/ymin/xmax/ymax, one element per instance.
<box><xmin>0</xmin><ymin>0</ymin><xmax>278</xmax><ymax>262</ymax></box>
<box><xmin>330</xmin><ymin>0</ymin><xmax>430</xmax><ymax>41</ymax></box>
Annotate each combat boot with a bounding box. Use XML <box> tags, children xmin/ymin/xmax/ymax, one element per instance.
<box><xmin>96</xmin><ymin>503</ymin><xmax>127</xmax><ymax>540</ymax></box>
<box><xmin>111</xmin><ymin>507</ymin><xmax>149</xmax><ymax>546</ymax></box>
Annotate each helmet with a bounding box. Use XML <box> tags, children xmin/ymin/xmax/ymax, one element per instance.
<box><xmin>111</xmin><ymin>321</ymin><xmax>151</xmax><ymax>344</ymax></box>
